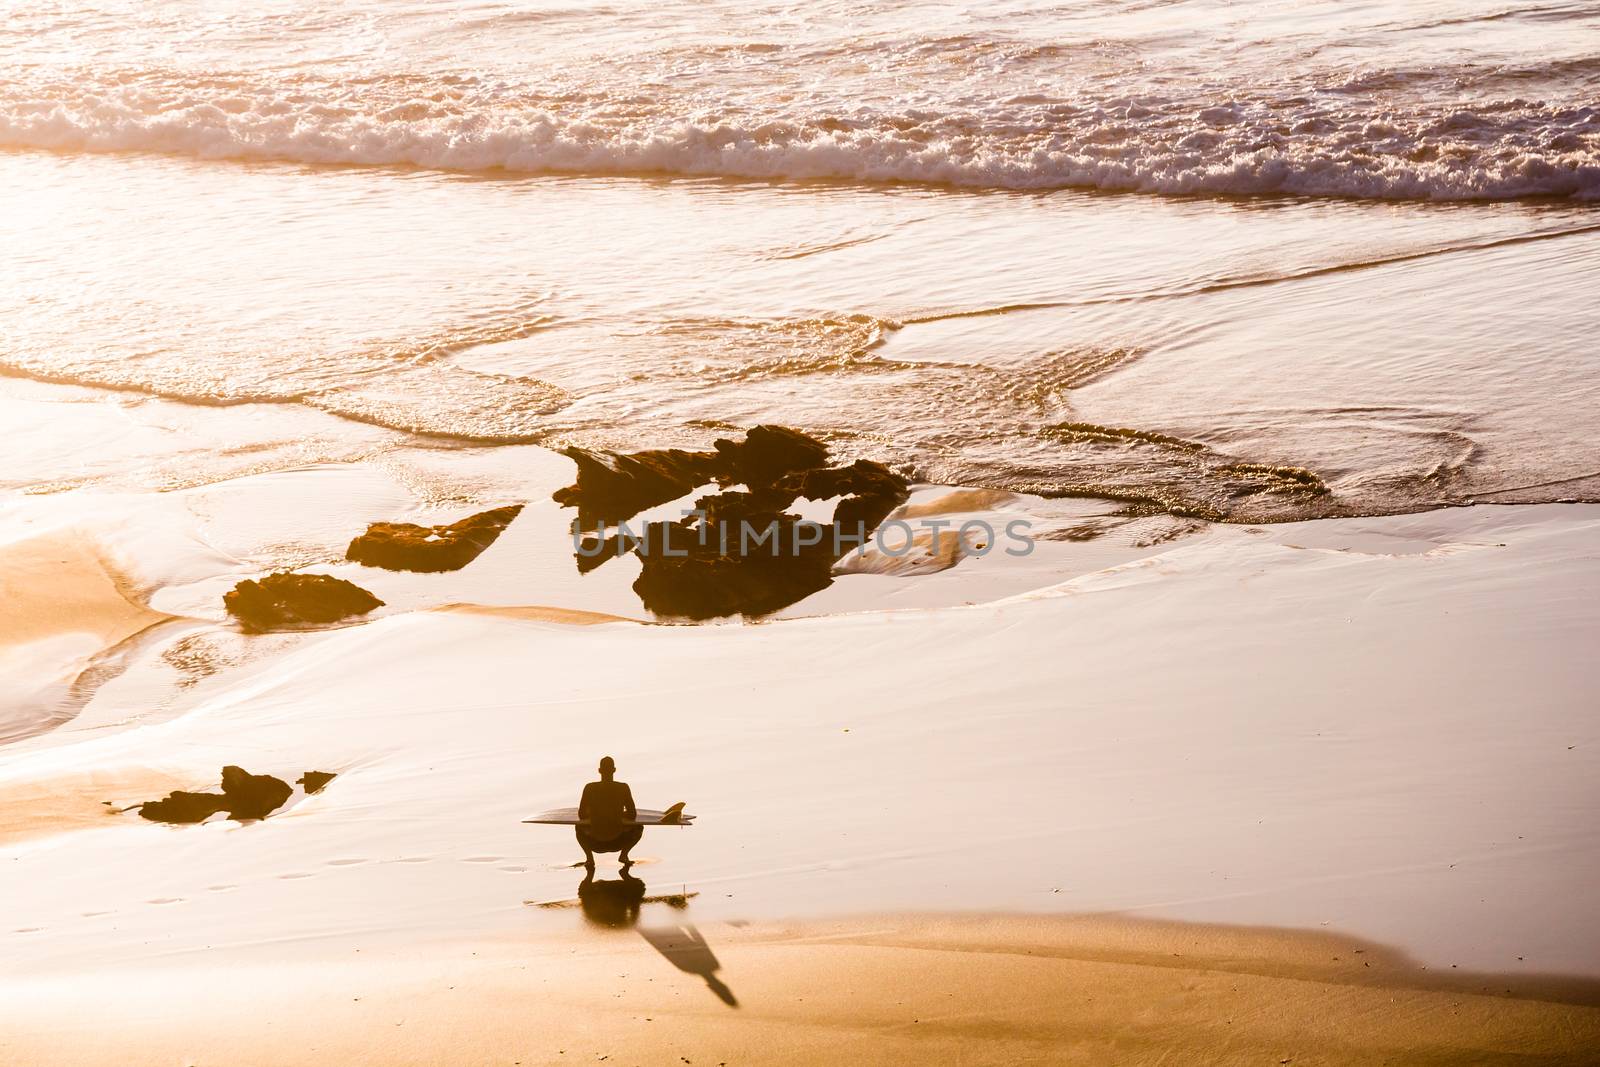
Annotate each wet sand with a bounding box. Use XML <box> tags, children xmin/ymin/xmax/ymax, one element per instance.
<box><xmin>3</xmin><ymin>914</ymin><xmax>1597</xmax><ymax>1066</ymax></box>
<box><xmin>2</xmin><ymin>488</ymin><xmax>1596</xmax><ymax>967</ymax></box>
<box><xmin>0</xmin><ymin>532</ymin><xmax>172</xmax><ymax>742</ymax></box>
<box><xmin>1</xmin><ymin>440</ymin><xmax>1596</xmax><ymax>1065</ymax></box>
<box><xmin>0</xmin><ymin>768</ymin><xmax>195</xmax><ymax>847</ymax></box>
<box><xmin>0</xmin><ymin>533</ymin><xmax>165</xmax><ymax>648</ymax></box>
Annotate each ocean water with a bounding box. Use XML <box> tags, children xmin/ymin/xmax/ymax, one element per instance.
<box><xmin>3</xmin><ymin>0</ymin><xmax>1598</xmax><ymax>520</ymax></box>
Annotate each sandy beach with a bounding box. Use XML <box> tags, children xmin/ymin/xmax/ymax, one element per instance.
<box><xmin>2</xmin><ymin>429</ymin><xmax>1597</xmax><ymax>1061</ymax></box>
<box><xmin>6</xmin><ymin>915</ymin><xmax>1599</xmax><ymax>1066</ymax></box>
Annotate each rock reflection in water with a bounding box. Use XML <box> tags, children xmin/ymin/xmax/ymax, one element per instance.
<box><xmin>555</xmin><ymin>425</ymin><xmax>908</xmax><ymax>620</ymax></box>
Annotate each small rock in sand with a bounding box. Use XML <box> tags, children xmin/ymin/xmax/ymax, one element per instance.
<box><xmin>223</xmin><ymin>572</ymin><xmax>384</xmax><ymax>631</ymax></box>
<box><xmin>297</xmin><ymin>771</ymin><xmax>337</xmax><ymax>794</ymax></box>
<box><xmin>136</xmin><ymin>790</ymin><xmax>230</xmax><ymax>824</ymax></box>
<box><xmin>220</xmin><ymin>765</ymin><xmax>293</xmax><ymax>820</ymax></box>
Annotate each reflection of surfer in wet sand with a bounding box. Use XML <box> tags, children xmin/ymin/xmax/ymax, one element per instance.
<box><xmin>577</xmin><ymin>756</ymin><xmax>643</xmax><ymax>870</ymax></box>
<box><xmin>578</xmin><ymin>869</ymin><xmax>647</xmax><ymax>927</ymax></box>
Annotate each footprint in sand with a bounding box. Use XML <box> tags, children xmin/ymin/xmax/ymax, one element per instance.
<box><xmin>395</xmin><ymin>857</ymin><xmax>431</xmax><ymax>864</ymax></box>
<box><xmin>278</xmin><ymin>872</ymin><xmax>316</xmax><ymax>880</ymax></box>
<box><xmin>207</xmin><ymin>885</ymin><xmax>237</xmax><ymax>892</ymax></box>
<box><xmin>498</xmin><ymin>865</ymin><xmax>528</xmax><ymax>873</ymax></box>
<box><xmin>326</xmin><ymin>858</ymin><xmax>369</xmax><ymax>867</ymax></box>
<box><xmin>462</xmin><ymin>856</ymin><xmax>502</xmax><ymax>863</ymax></box>
<box><xmin>80</xmin><ymin>910</ymin><xmax>115</xmax><ymax>918</ymax></box>
<box><xmin>147</xmin><ymin>898</ymin><xmax>184</xmax><ymax>905</ymax></box>
<box><xmin>14</xmin><ymin>927</ymin><xmax>42</xmax><ymax>933</ymax></box>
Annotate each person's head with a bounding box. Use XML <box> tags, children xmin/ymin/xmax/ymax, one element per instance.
<box><xmin>598</xmin><ymin>756</ymin><xmax>616</xmax><ymax>780</ymax></box>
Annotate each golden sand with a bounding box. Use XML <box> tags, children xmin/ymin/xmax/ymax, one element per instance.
<box><xmin>433</xmin><ymin>602</ymin><xmax>644</xmax><ymax>626</ymax></box>
<box><xmin>2</xmin><ymin>914</ymin><xmax>1595</xmax><ymax>1065</ymax></box>
<box><xmin>0</xmin><ymin>768</ymin><xmax>194</xmax><ymax>847</ymax></box>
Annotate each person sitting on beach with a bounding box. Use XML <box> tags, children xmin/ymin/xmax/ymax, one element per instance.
<box><xmin>577</xmin><ymin>756</ymin><xmax>641</xmax><ymax>869</ymax></box>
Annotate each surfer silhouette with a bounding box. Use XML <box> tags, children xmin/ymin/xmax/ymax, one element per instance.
<box><xmin>577</xmin><ymin>756</ymin><xmax>642</xmax><ymax>869</ymax></box>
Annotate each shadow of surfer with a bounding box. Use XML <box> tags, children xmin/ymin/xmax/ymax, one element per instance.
<box><xmin>639</xmin><ymin>923</ymin><xmax>739</xmax><ymax>1008</ymax></box>
<box><xmin>574</xmin><ymin>872</ymin><xmax>736</xmax><ymax>1007</ymax></box>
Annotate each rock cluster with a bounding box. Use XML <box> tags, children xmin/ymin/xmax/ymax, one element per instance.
<box><xmin>555</xmin><ymin>426</ymin><xmax>909</xmax><ymax>619</ymax></box>
<box><xmin>137</xmin><ymin>766</ymin><xmax>298</xmax><ymax>824</ymax></box>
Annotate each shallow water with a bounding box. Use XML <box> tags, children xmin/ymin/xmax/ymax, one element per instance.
<box><xmin>5</xmin><ymin>149</ymin><xmax>1597</xmax><ymax>522</ymax></box>
<box><xmin>1</xmin><ymin>1</ymin><xmax>1598</xmax><ymax>516</ymax></box>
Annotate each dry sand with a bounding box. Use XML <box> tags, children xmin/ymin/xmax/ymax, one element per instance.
<box><xmin>2</xmin><ymin>914</ymin><xmax>1596</xmax><ymax>1066</ymax></box>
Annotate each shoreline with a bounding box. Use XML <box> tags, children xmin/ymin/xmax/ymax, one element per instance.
<box><xmin>4</xmin><ymin>913</ymin><xmax>1598</xmax><ymax>1066</ymax></box>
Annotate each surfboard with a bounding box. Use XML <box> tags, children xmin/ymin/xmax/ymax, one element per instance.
<box><xmin>522</xmin><ymin>804</ymin><xmax>694</xmax><ymax>826</ymax></box>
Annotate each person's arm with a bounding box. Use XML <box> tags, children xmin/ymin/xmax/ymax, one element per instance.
<box><xmin>578</xmin><ymin>782</ymin><xmax>592</xmax><ymax>821</ymax></box>
<box><xmin>621</xmin><ymin>783</ymin><xmax>636</xmax><ymax>822</ymax></box>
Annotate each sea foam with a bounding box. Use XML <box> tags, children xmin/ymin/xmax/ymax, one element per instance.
<box><xmin>3</xmin><ymin>72</ymin><xmax>1597</xmax><ymax>201</ymax></box>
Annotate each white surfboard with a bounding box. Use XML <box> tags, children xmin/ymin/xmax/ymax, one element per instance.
<box><xmin>522</xmin><ymin>803</ymin><xmax>694</xmax><ymax>826</ymax></box>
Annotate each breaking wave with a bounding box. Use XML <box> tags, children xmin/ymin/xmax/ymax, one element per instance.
<box><xmin>3</xmin><ymin>70</ymin><xmax>1597</xmax><ymax>201</ymax></box>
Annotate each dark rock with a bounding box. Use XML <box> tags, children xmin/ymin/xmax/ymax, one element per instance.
<box><xmin>630</xmin><ymin>527</ymin><xmax>897</xmax><ymax>622</ymax></box>
<box><xmin>220</xmin><ymin>765</ymin><xmax>293</xmax><ymax>819</ymax></box>
<box><xmin>553</xmin><ymin>424</ymin><xmax>834</xmax><ymax>529</ymax></box>
<box><xmin>779</xmin><ymin>459</ymin><xmax>908</xmax><ymax>533</ymax></box>
<box><xmin>137</xmin><ymin>766</ymin><xmax>293</xmax><ymax>824</ymax></box>
<box><xmin>224</xmin><ymin>572</ymin><xmax>384</xmax><ymax>631</ymax></box>
<box><xmin>345</xmin><ymin>505</ymin><xmax>523</xmax><ymax>573</ymax></box>
<box><xmin>553</xmin><ymin>447</ymin><xmax>721</xmax><ymax>528</ymax></box>
<box><xmin>779</xmin><ymin>457</ymin><xmax>904</xmax><ymax>504</ymax></box>
<box><xmin>297</xmin><ymin>771</ymin><xmax>337</xmax><ymax>795</ymax></box>
<box><xmin>712</xmin><ymin>424</ymin><xmax>831</xmax><ymax>486</ymax></box>
<box><xmin>137</xmin><ymin>790</ymin><xmax>229</xmax><ymax>824</ymax></box>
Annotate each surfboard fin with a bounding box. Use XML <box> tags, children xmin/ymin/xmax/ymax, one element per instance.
<box><xmin>659</xmin><ymin>801</ymin><xmax>687</xmax><ymax>824</ymax></box>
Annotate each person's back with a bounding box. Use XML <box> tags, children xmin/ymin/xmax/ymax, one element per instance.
<box><xmin>579</xmin><ymin>778</ymin><xmax>635</xmax><ymax>840</ymax></box>
<box><xmin>575</xmin><ymin>756</ymin><xmax>640</xmax><ymax>868</ymax></box>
